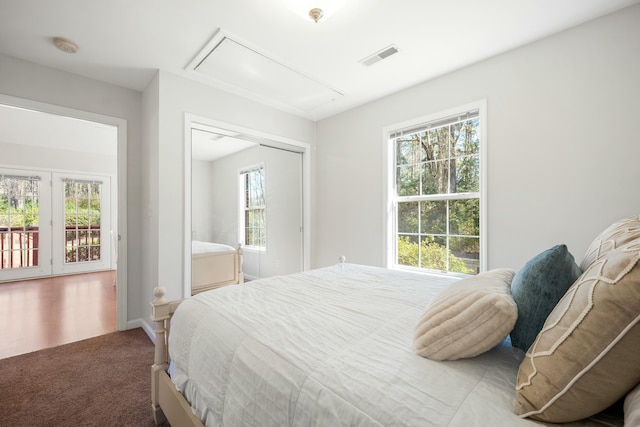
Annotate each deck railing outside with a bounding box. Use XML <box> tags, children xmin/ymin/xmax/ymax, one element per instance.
<box><xmin>0</xmin><ymin>226</ymin><xmax>100</xmax><ymax>269</ymax></box>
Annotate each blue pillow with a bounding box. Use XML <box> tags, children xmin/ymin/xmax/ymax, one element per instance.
<box><xmin>510</xmin><ymin>244</ymin><xmax>582</xmax><ymax>352</ymax></box>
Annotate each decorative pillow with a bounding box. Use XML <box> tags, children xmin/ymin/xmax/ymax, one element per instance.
<box><xmin>625</xmin><ymin>383</ymin><xmax>640</xmax><ymax>426</ymax></box>
<box><xmin>414</xmin><ymin>268</ymin><xmax>517</xmax><ymax>361</ymax></box>
<box><xmin>514</xmin><ymin>239</ymin><xmax>640</xmax><ymax>422</ymax></box>
<box><xmin>509</xmin><ymin>244</ymin><xmax>582</xmax><ymax>352</ymax></box>
<box><xmin>580</xmin><ymin>214</ymin><xmax>640</xmax><ymax>270</ymax></box>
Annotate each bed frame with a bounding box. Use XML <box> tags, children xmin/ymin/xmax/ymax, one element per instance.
<box><xmin>151</xmin><ymin>286</ymin><xmax>204</xmax><ymax>427</ymax></box>
<box><xmin>191</xmin><ymin>243</ymin><xmax>243</xmax><ymax>295</ymax></box>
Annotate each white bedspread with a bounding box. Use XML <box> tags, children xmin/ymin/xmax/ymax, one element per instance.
<box><xmin>191</xmin><ymin>241</ymin><xmax>236</xmax><ymax>255</ymax></box>
<box><xmin>168</xmin><ymin>264</ymin><xmax>622</xmax><ymax>427</ymax></box>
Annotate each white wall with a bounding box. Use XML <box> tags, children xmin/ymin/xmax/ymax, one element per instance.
<box><xmin>0</xmin><ymin>54</ymin><xmax>144</xmax><ymax>324</ymax></box>
<box><xmin>153</xmin><ymin>71</ymin><xmax>315</xmax><ymax>301</ymax></box>
<box><xmin>191</xmin><ymin>159</ymin><xmax>215</xmax><ymax>242</ymax></box>
<box><xmin>0</xmin><ymin>141</ymin><xmax>117</xmax><ymax>175</ymax></box>
<box><xmin>314</xmin><ymin>5</ymin><xmax>640</xmax><ymax>271</ymax></box>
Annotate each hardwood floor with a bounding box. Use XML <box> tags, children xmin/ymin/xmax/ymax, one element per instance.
<box><xmin>0</xmin><ymin>270</ymin><xmax>117</xmax><ymax>359</ymax></box>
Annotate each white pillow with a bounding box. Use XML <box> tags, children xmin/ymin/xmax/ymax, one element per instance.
<box><xmin>625</xmin><ymin>383</ymin><xmax>640</xmax><ymax>426</ymax></box>
<box><xmin>414</xmin><ymin>268</ymin><xmax>517</xmax><ymax>361</ymax></box>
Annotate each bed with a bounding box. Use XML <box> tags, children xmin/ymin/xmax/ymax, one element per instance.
<box><xmin>191</xmin><ymin>241</ymin><xmax>243</xmax><ymax>295</ymax></box>
<box><xmin>150</xmin><ymin>261</ymin><xmax>632</xmax><ymax>426</ymax></box>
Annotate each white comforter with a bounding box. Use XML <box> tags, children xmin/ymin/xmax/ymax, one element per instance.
<box><xmin>168</xmin><ymin>264</ymin><xmax>621</xmax><ymax>427</ymax></box>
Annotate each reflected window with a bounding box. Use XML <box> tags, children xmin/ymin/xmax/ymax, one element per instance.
<box><xmin>240</xmin><ymin>166</ymin><xmax>266</xmax><ymax>249</ymax></box>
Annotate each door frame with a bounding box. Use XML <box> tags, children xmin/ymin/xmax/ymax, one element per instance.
<box><xmin>183</xmin><ymin>113</ymin><xmax>311</xmax><ymax>298</ymax></box>
<box><xmin>0</xmin><ymin>94</ymin><xmax>128</xmax><ymax>331</ymax></box>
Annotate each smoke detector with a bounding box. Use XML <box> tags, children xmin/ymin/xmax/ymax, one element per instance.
<box><xmin>53</xmin><ymin>37</ymin><xmax>79</xmax><ymax>54</ymax></box>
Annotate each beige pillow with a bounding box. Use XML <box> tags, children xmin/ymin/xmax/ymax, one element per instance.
<box><xmin>625</xmin><ymin>383</ymin><xmax>640</xmax><ymax>426</ymax></box>
<box><xmin>515</xmin><ymin>239</ymin><xmax>640</xmax><ymax>422</ymax></box>
<box><xmin>414</xmin><ymin>268</ymin><xmax>517</xmax><ymax>361</ymax></box>
<box><xmin>580</xmin><ymin>214</ymin><xmax>640</xmax><ymax>270</ymax></box>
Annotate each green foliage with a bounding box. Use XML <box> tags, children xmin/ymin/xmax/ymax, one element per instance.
<box><xmin>397</xmin><ymin>236</ymin><xmax>472</xmax><ymax>274</ymax></box>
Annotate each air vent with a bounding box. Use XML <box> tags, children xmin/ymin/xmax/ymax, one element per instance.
<box><xmin>360</xmin><ymin>45</ymin><xmax>399</xmax><ymax>67</ymax></box>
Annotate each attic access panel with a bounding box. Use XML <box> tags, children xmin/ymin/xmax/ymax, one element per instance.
<box><xmin>189</xmin><ymin>32</ymin><xmax>343</xmax><ymax>113</ymax></box>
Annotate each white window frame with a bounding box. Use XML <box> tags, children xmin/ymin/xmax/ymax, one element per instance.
<box><xmin>238</xmin><ymin>164</ymin><xmax>266</xmax><ymax>253</ymax></box>
<box><xmin>383</xmin><ymin>100</ymin><xmax>487</xmax><ymax>275</ymax></box>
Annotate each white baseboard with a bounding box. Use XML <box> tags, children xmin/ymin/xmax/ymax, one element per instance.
<box><xmin>127</xmin><ymin>317</ymin><xmax>155</xmax><ymax>344</ymax></box>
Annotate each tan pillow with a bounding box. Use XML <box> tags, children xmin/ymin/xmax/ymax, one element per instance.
<box><xmin>625</xmin><ymin>383</ymin><xmax>640</xmax><ymax>426</ymax></box>
<box><xmin>515</xmin><ymin>239</ymin><xmax>640</xmax><ymax>422</ymax></box>
<box><xmin>414</xmin><ymin>268</ymin><xmax>517</xmax><ymax>361</ymax></box>
<box><xmin>580</xmin><ymin>214</ymin><xmax>640</xmax><ymax>270</ymax></box>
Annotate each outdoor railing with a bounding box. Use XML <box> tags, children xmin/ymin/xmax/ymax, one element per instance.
<box><xmin>0</xmin><ymin>226</ymin><xmax>100</xmax><ymax>269</ymax></box>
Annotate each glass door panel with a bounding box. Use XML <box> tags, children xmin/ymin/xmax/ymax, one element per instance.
<box><xmin>52</xmin><ymin>173</ymin><xmax>110</xmax><ymax>275</ymax></box>
<box><xmin>0</xmin><ymin>169</ymin><xmax>52</xmax><ymax>281</ymax></box>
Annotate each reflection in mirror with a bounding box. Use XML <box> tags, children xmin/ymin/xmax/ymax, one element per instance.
<box><xmin>191</xmin><ymin>126</ymin><xmax>303</xmax><ymax>293</ymax></box>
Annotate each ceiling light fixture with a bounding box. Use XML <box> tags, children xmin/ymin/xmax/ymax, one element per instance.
<box><xmin>53</xmin><ymin>37</ymin><xmax>78</xmax><ymax>54</ymax></box>
<box><xmin>309</xmin><ymin>8</ymin><xmax>324</xmax><ymax>23</ymax></box>
<box><xmin>284</xmin><ymin>0</ymin><xmax>343</xmax><ymax>23</ymax></box>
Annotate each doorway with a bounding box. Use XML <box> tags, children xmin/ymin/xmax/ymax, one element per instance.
<box><xmin>0</xmin><ymin>95</ymin><xmax>127</xmax><ymax>330</ymax></box>
<box><xmin>0</xmin><ymin>170</ymin><xmax>112</xmax><ymax>281</ymax></box>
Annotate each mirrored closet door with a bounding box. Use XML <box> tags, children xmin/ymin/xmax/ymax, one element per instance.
<box><xmin>190</xmin><ymin>124</ymin><xmax>304</xmax><ymax>292</ymax></box>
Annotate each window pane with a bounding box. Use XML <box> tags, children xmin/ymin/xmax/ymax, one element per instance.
<box><xmin>453</xmin><ymin>155</ymin><xmax>479</xmax><ymax>193</ymax></box>
<box><xmin>397</xmin><ymin>235</ymin><xmax>419</xmax><ymax>267</ymax></box>
<box><xmin>397</xmin><ymin>202</ymin><xmax>418</xmax><ymax>234</ymax></box>
<box><xmin>420</xmin><ymin>236</ymin><xmax>447</xmax><ymax>271</ymax></box>
<box><xmin>421</xmin><ymin>160</ymin><xmax>448</xmax><ymax>195</ymax></box>
<box><xmin>0</xmin><ymin>214</ymin><xmax>8</xmax><ymax>227</ymax></box>
<box><xmin>420</xmin><ymin>201</ymin><xmax>446</xmax><ymax>234</ymax></box>
<box><xmin>427</xmin><ymin>127</ymin><xmax>451</xmax><ymax>159</ymax></box>
<box><xmin>449</xmin><ymin>199</ymin><xmax>479</xmax><ymax>236</ymax></box>
<box><xmin>12</xmin><ymin>215</ymin><xmax>26</xmax><ymax>228</ymax></box>
<box><xmin>396</xmin><ymin>136</ymin><xmax>422</xmax><ymax>165</ymax></box>
<box><xmin>397</xmin><ymin>165</ymin><xmax>420</xmax><ymax>196</ymax></box>
<box><xmin>450</xmin><ymin>236</ymin><xmax>479</xmax><ymax>274</ymax></box>
<box><xmin>453</xmin><ymin>118</ymin><xmax>480</xmax><ymax>157</ymax></box>
<box><xmin>66</xmin><ymin>248</ymin><xmax>76</xmax><ymax>263</ymax></box>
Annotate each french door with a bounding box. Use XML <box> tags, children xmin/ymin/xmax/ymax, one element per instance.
<box><xmin>0</xmin><ymin>169</ymin><xmax>52</xmax><ymax>280</ymax></box>
<box><xmin>0</xmin><ymin>168</ymin><xmax>111</xmax><ymax>281</ymax></box>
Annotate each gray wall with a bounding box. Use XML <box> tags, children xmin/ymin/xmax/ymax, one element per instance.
<box><xmin>313</xmin><ymin>5</ymin><xmax>640</xmax><ymax>271</ymax></box>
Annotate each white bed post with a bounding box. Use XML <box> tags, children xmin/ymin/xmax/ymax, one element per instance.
<box><xmin>237</xmin><ymin>243</ymin><xmax>244</xmax><ymax>284</ymax></box>
<box><xmin>151</xmin><ymin>286</ymin><xmax>170</xmax><ymax>425</ymax></box>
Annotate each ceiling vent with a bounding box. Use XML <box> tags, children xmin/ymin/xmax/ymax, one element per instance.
<box><xmin>186</xmin><ymin>30</ymin><xmax>343</xmax><ymax>113</ymax></box>
<box><xmin>360</xmin><ymin>45</ymin><xmax>399</xmax><ymax>67</ymax></box>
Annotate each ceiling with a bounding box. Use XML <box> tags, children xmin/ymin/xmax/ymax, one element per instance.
<box><xmin>0</xmin><ymin>0</ymin><xmax>638</xmax><ymax>121</ymax></box>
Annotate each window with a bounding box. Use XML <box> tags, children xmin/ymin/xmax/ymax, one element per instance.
<box><xmin>387</xmin><ymin>104</ymin><xmax>484</xmax><ymax>275</ymax></box>
<box><xmin>241</xmin><ymin>166</ymin><xmax>266</xmax><ymax>249</ymax></box>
